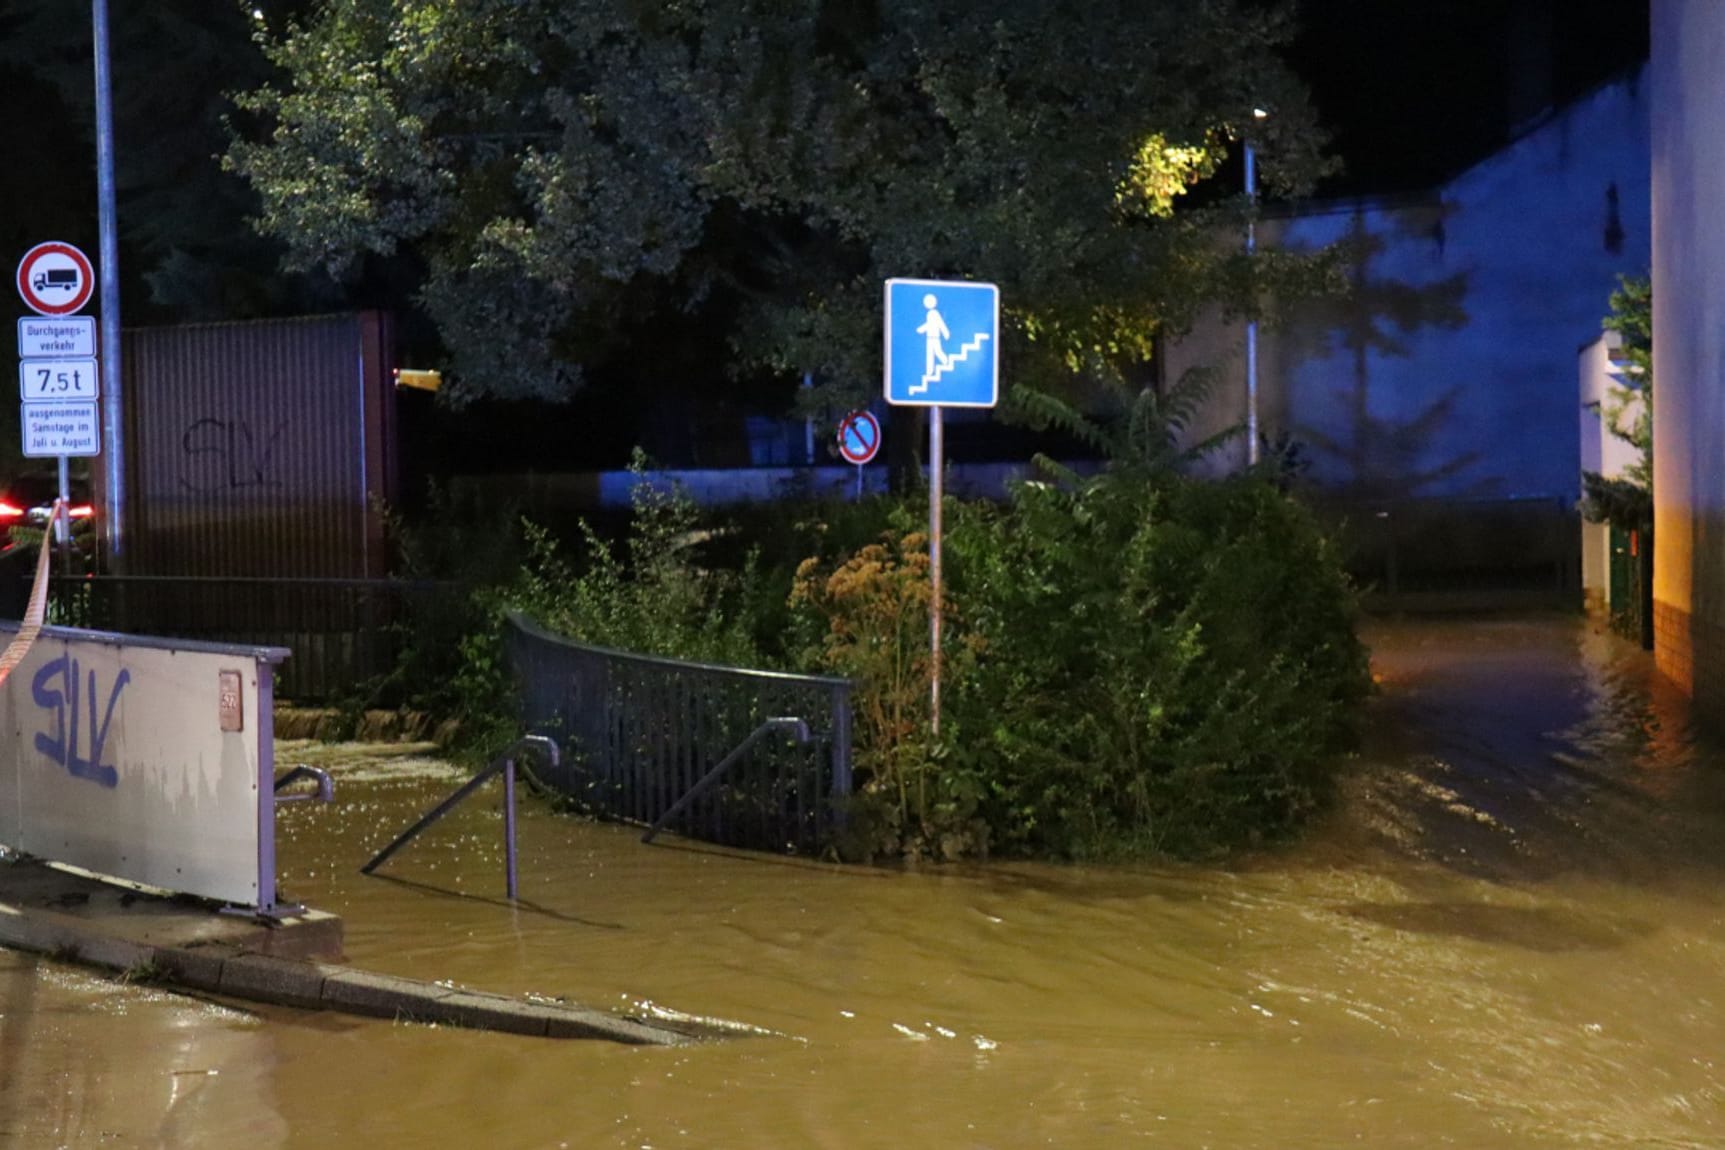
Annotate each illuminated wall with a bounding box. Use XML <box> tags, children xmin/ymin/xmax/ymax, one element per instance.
<box><xmin>1170</xmin><ymin>70</ymin><xmax>1650</xmax><ymax>506</ymax></box>
<box><xmin>1650</xmin><ymin>0</ymin><xmax>1725</xmax><ymax>706</ymax></box>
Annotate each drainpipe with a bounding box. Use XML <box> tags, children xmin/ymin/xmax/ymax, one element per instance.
<box><xmin>1244</xmin><ymin>107</ymin><xmax>1268</xmax><ymax>468</ymax></box>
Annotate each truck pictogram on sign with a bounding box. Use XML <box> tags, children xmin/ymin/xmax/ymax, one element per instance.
<box><xmin>33</xmin><ymin>269</ymin><xmax>77</xmax><ymax>293</ymax></box>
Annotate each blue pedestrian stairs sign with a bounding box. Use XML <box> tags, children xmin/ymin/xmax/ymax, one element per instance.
<box><xmin>884</xmin><ymin>278</ymin><xmax>999</xmax><ymax>408</ymax></box>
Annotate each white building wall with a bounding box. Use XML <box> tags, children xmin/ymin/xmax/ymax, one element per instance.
<box><xmin>1170</xmin><ymin>71</ymin><xmax>1650</xmax><ymax>506</ymax></box>
<box><xmin>1651</xmin><ymin>0</ymin><xmax>1725</xmax><ymax>706</ymax></box>
<box><xmin>1577</xmin><ymin>331</ymin><xmax>1645</xmax><ymax>611</ymax></box>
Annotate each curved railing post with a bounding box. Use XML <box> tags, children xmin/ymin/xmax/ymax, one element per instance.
<box><xmin>361</xmin><ymin>735</ymin><xmax>559</xmax><ymax>901</ymax></box>
<box><xmin>273</xmin><ymin>764</ymin><xmax>334</xmax><ymax>804</ymax></box>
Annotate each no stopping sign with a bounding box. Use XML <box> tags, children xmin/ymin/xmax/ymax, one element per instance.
<box><xmin>837</xmin><ymin>410</ymin><xmax>881</xmax><ymax>465</ymax></box>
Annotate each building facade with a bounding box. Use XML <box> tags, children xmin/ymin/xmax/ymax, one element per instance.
<box><xmin>1650</xmin><ymin>0</ymin><xmax>1725</xmax><ymax>710</ymax></box>
<box><xmin>1170</xmin><ymin>69</ymin><xmax>1651</xmax><ymax>508</ymax></box>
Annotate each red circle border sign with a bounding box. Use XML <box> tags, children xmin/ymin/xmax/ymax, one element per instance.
<box><xmin>16</xmin><ymin>241</ymin><xmax>96</xmax><ymax>317</ymax></box>
<box><xmin>837</xmin><ymin>410</ymin><xmax>881</xmax><ymax>466</ymax></box>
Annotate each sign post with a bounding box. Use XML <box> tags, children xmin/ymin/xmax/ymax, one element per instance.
<box><xmin>883</xmin><ymin>277</ymin><xmax>1000</xmax><ymax>735</ymax></box>
<box><xmin>836</xmin><ymin>408</ymin><xmax>881</xmax><ymax>499</ymax></box>
<box><xmin>16</xmin><ymin>243</ymin><xmax>101</xmax><ymax>545</ymax></box>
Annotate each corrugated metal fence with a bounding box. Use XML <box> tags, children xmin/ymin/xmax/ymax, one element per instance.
<box><xmin>120</xmin><ymin>312</ymin><xmax>394</xmax><ymax>579</ymax></box>
<box><xmin>29</xmin><ymin>313</ymin><xmax>405</xmax><ymax>701</ymax></box>
<box><xmin>506</xmin><ymin>613</ymin><xmax>853</xmax><ymax>855</ymax></box>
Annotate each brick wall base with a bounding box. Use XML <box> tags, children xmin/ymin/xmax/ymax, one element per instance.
<box><xmin>1654</xmin><ymin>599</ymin><xmax>1693</xmax><ymax>694</ymax></box>
<box><xmin>1654</xmin><ymin>598</ymin><xmax>1725</xmax><ymax>721</ymax></box>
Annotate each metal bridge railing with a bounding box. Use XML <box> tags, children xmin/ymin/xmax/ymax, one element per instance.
<box><xmin>505</xmin><ymin>613</ymin><xmax>852</xmax><ymax>855</ymax></box>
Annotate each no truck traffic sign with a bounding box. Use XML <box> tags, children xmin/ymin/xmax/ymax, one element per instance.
<box><xmin>16</xmin><ymin>242</ymin><xmax>95</xmax><ymax>317</ymax></box>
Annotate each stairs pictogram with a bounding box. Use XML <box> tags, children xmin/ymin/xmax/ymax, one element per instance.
<box><xmin>910</xmin><ymin>332</ymin><xmax>991</xmax><ymax>396</ymax></box>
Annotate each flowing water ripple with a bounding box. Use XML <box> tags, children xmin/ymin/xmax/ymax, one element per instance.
<box><xmin>2</xmin><ymin>618</ymin><xmax>1724</xmax><ymax>1147</ymax></box>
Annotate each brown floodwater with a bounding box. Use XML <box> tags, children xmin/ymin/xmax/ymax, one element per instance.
<box><xmin>4</xmin><ymin>616</ymin><xmax>1725</xmax><ymax>1148</ymax></box>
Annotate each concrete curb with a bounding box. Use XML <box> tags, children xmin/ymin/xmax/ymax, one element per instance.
<box><xmin>0</xmin><ymin>859</ymin><xmax>703</xmax><ymax>1046</ymax></box>
<box><xmin>184</xmin><ymin>951</ymin><xmax>680</xmax><ymax>1045</ymax></box>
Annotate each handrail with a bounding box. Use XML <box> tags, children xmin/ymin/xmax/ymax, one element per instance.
<box><xmin>508</xmin><ymin>611</ymin><xmax>851</xmax><ymax>687</ymax></box>
<box><xmin>360</xmin><ymin>735</ymin><xmax>559</xmax><ymax>900</ymax></box>
<box><xmin>641</xmin><ymin>718</ymin><xmax>810</xmax><ymax>845</ymax></box>
<box><xmin>274</xmin><ymin>764</ymin><xmax>334</xmax><ymax>804</ymax></box>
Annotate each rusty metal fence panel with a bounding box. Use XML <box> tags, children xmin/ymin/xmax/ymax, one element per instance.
<box><xmin>30</xmin><ymin>574</ymin><xmax>430</xmax><ymax>702</ymax></box>
<box><xmin>505</xmin><ymin>613</ymin><xmax>853</xmax><ymax>855</ymax></box>
<box><xmin>121</xmin><ymin>312</ymin><xmax>394</xmax><ymax>579</ymax></box>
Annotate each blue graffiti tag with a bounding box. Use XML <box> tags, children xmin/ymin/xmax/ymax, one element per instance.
<box><xmin>32</xmin><ymin>655</ymin><xmax>130</xmax><ymax>788</ymax></box>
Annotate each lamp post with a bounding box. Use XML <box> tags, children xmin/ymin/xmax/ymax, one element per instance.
<box><xmin>1245</xmin><ymin>108</ymin><xmax>1267</xmax><ymax>468</ymax></box>
<box><xmin>93</xmin><ymin>0</ymin><xmax>125</xmax><ymax>567</ymax></box>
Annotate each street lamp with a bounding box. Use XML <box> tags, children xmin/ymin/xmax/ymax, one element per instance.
<box><xmin>93</xmin><ymin>0</ymin><xmax>125</xmax><ymax>565</ymax></box>
<box><xmin>1245</xmin><ymin>107</ymin><xmax>1267</xmax><ymax>467</ymax></box>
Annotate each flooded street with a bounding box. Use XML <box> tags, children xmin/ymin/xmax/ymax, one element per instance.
<box><xmin>5</xmin><ymin>616</ymin><xmax>1725</xmax><ymax>1148</ymax></box>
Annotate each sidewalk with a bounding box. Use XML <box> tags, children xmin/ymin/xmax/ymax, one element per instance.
<box><xmin>0</xmin><ymin>854</ymin><xmax>693</xmax><ymax>1045</ymax></box>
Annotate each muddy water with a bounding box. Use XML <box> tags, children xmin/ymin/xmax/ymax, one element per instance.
<box><xmin>5</xmin><ymin>617</ymin><xmax>1725</xmax><ymax>1148</ymax></box>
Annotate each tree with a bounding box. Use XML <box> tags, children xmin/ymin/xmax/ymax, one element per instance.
<box><xmin>227</xmin><ymin>0</ymin><xmax>1337</xmax><ymax>409</ymax></box>
<box><xmin>1581</xmin><ymin>274</ymin><xmax>1651</xmax><ymax>531</ymax></box>
<box><xmin>0</xmin><ymin>0</ymin><xmax>337</xmax><ymax>322</ymax></box>
<box><xmin>1580</xmin><ymin>274</ymin><xmax>1651</xmax><ymax>647</ymax></box>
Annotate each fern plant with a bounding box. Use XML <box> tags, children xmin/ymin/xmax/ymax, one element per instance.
<box><xmin>1006</xmin><ymin>363</ymin><xmax>1238</xmax><ymax>482</ymax></box>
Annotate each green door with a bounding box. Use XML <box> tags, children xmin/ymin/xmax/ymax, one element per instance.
<box><xmin>1608</xmin><ymin>526</ymin><xmax>1632</xmax><ymax>618</ymax></box>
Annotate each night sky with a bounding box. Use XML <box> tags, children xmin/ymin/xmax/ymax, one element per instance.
<box><xmin>0</xmin><ymin>1</ymin><xmax>1655</xmax><ymax>288</ymax></box>
<box><xmin>1292</xmin><ymin>0</ymin><xmax>1650</xmax><ymax>196</ymax></box>
<box><xmin>0</xmin><ymin>0</ymin><xmax>1656</xmax><ymax>475</ymax></box>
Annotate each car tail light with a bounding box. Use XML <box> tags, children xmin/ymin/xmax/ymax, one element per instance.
<box><xmin>0</xmin><ymin>502</ymin><xmax>23</xmax><ymax>520</ymax></box>
<box><xmin>67</xmin><ymin>504</ymin><xmax>94</xmax><ymax>519</ymax></box>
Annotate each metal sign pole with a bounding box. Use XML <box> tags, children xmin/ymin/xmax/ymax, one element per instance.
<box><xmin>882</xmin><ymin>277</ymin><xmax>997</xmax><ymax>741</ymax></box>
<box><xmin>929</xmin><ymin>405</ymin><xmax>943</xmax><ymax>736</ymax></box>
<box><xmin>55</xmin><ymin>456</ymin><xmax>69</xmax><ymax>547</ymax></box>
<box><xmin>93</xmin><ymin>0</ymin><xmax>124</xmax><ymax>567</ymax></box>
<box><xmin>1245</xmin><ymin>138</ymin><xmax>1259</xmax><ymax>467</ymax></box>
<box><xmin>837</xmin><ymin>409</ymin><xmax>881</xmax><ymax>501</ymax></box>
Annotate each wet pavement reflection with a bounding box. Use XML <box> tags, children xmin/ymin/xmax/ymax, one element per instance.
<box><xmin>4</xmin><ymin>616</ymin><xmax>1724</xmax><ymax>1148</ymax></box>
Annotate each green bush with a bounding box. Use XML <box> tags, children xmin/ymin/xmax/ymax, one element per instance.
<box><xmin>943</xmin><ymin>467</ymin><xmax>1369</xmax><ymax>859</ymax></box>
<box><xmin>505</xmin><ymin>474</ymin><xmax>762</xmax><ymax>669</ymax></box>
<box><xmin>783</xmin><ymin>466</ymin><xmax>1368</xmax><ymax>862</ymax></box>
<box><xmin>388</xmin><ymin>445</ymin><xmax>1367</xmax><ymax>861</ymax></box>
<box><xmin>789</xmin><ymin>522</ymin><xmax>992</xmax><ymax>861</ymax></box>
<box><xmin>383</xmin><ymin>454</ymin><xmax>767</xmax><ymax>760</ymax></box>
<box><xmin>366</xmin><ymin>483</ymin><xmax>527</xmax><ymax>726</ymax></box>
<box><xmin>709</xmin><ymin>493</ymin><xmax>918</xmax><ymax>662</ymax></box>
